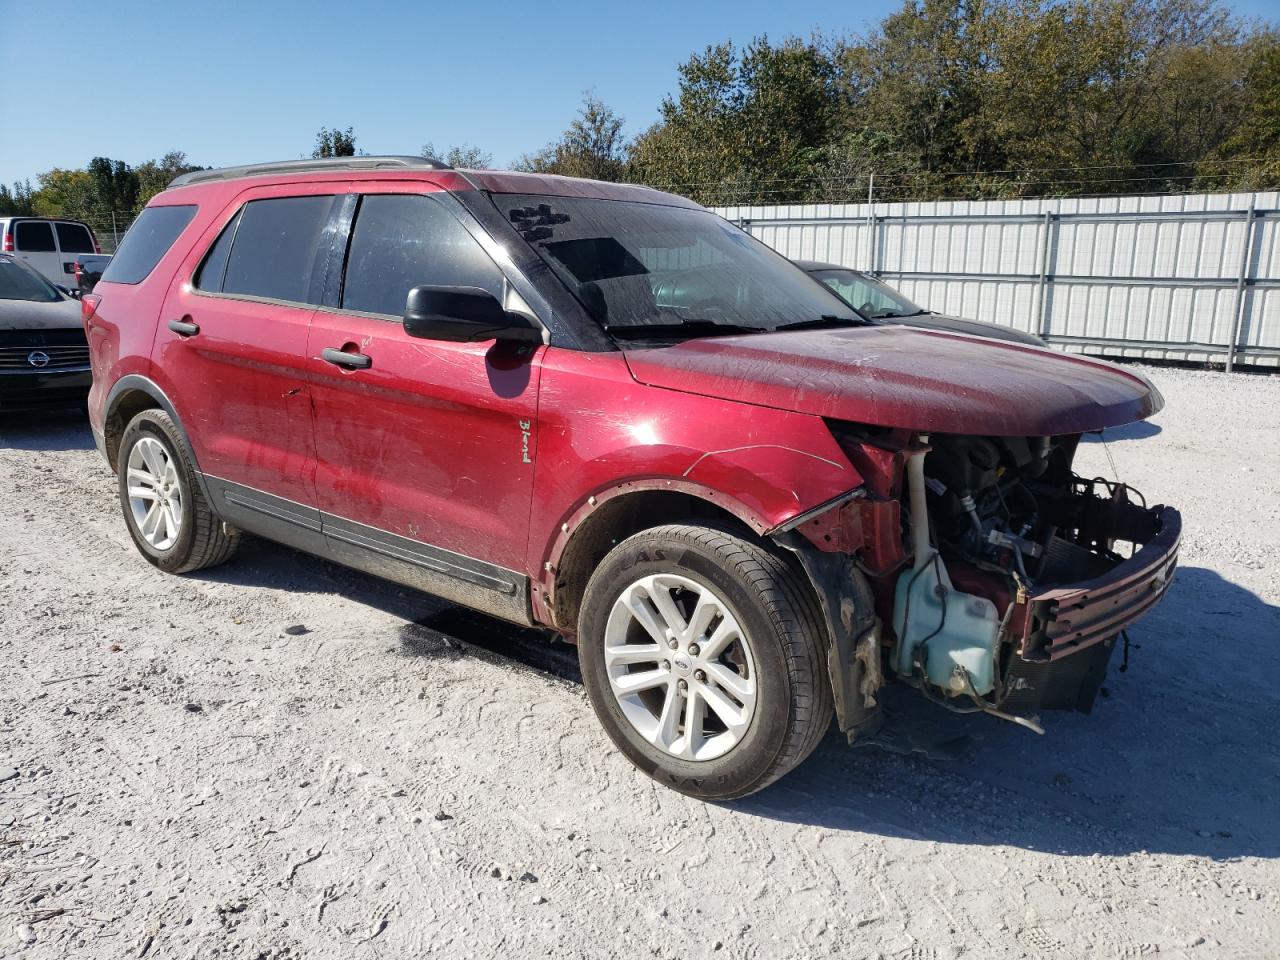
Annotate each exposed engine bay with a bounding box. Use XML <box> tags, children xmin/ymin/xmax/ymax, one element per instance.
<box><xmin>817</xmin><ymin>424</ymin><xmax>1181</xmax><ymax>734</ymax></box>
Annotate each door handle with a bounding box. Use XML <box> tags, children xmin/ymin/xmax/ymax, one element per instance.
<box><xmin>168</xmin><ymin>318</ymin><xmax>200</xmax><ymax>337</ymax></box>
<box><xmin>322</xmin><ymin>347</ymin><xmax>372</xmax><ymax>370</ymax></box>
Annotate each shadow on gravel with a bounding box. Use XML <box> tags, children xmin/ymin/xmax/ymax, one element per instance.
<box><xmin>0</xmin><ymin>408</ymin><xmax>94</xmax><ymax>450</ymax></box>
<box><xmin>399</xmin><ymin>608</ymin><xmax>581</xmax><ymax>686</ymax></box>
<box><xmin>192</xmin><ymin>537</ymin><xmax>1279</xmax><ymax>859</ymax></box>
<box><xmin>735</xmin><ymin>566</ymin><xmax>1280</xmax><ymax>860</ymax></box>
<box><xmin>189</xmin><ymin>535</ymin><xmax>582</xmax><ymax>686</ymax></box>
<box><xmin>1080</xmin><ymin>419</ymin><xmax>1162</xmax><ymax>443</ymax></box>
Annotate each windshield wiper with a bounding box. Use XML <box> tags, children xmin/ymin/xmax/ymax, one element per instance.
<box><xmin>772</xmin><ymin>315</ymin><xmax>879</xmax><ymax>332</ymax></box>
<box><xmin>607</xmin><ymin>321</ymin><xmax>762</xmax><ymax>341</ymax></box>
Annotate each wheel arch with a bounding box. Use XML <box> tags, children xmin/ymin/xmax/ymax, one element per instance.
<box><xmin>543</xmin><ymin>481</ymin><xmax>883</xmax><ymax>741</ymax></box>
<box><xmin>541</xmin><ymin>484</ymin><xmax>764</xmax><ymax>636</ymax></box>
<box><xmin>103</xmin><ymin>376</ymin><xmax>212</xmax><ymax>501</ymax></box>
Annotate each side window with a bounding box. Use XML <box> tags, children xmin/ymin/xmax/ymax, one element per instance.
<box><xmin>194</xmin><ymin>208</ymin><xmax>242</xmax><ymax>292</ymax></box>
<box><xmin>54</xmin><ymin>222</ymin><xmax>95</xmax><ymax>254</ymax></box>
<box><xmin>100</xmin><ymin>205</ymin><xmax>197</xmax><ymax>285</ymax></box>
<box><xmin>341</xmin><ymin>194</ymin><xmax>503</xmax><ymax>317</ymax></box>
<box><xmin>15</xmin><ymin>221</ymin><xmax>55</xmax><ymax>252</ymax></box>
<box><xmin>823</xmin><ymin>276</ymin><xmax>894</xmax><ymax>313</ymax></box>
<box><xmin>221</xmin><ymin>196</ymin><xmax>335</xmax><ymax>304</ymax></box>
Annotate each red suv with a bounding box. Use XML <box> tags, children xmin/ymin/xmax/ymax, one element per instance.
<box><xmin>85</xmin><ymin>157</ymin><xmax>1180</xmax><ymax>799</ymax></box>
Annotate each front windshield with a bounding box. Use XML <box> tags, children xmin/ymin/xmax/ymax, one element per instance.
<box><xmin>812</xmin><ymin>269</ymin><xmax>924</xmax><ymax>319</ymax></box>
<box><xmin>494</xmin><ymin>195</ymin><xmax>858</xmax><ymax>340</ymax></box>
<box><xmin>0</xmin><ymin>257</ymin><xmax>62</xmax><ymax>303</ymax></box>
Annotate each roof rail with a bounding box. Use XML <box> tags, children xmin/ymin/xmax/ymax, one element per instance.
<box><xmin>169</xmin><ymin>155</ymin><xmax>452</xmax><ymax>188</ymax></box>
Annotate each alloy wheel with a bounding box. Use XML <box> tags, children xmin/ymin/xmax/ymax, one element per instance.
<box><xmin>126</xmin><ymin>436</ymin><xmax>183</xmax><ymax>550</ymax></box>
<box><xmin>603</xmin><ymin>573</ymin><xmax>758</xmax><ymax>762</ymax></box>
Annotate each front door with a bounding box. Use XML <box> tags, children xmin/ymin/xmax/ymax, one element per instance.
<box><xmin>306</xmin><ymin>187</ymin><xmax>542</xmax><ymax>620</ymax></box>
<box><xmin>156</xmin><ymin>185</ymin><xmax>345</xmax><ymax>545</ymax></box>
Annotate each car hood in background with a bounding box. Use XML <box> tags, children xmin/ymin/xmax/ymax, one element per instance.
<box><xmin>0</xmin><ymin>297</ymin><xmax>82</xmax><ymax>332</ymax></box>
<box><xmin>897</xmin><ymin>312</ymin><xmax>1046</xmax><ymax>347</ymax></box>
<box><xmin>623</xmin><ymin>325</ymin><xmax>1161</xmax><ymax>436</ymax></box>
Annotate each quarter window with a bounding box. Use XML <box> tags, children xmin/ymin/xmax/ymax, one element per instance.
<box><xmin>100</xmin><ymin>206</ymin><xmax>198</xmax><ymax>285</ymax></box>
<box><xmin>220</xmin><ymin>196</ymin><xmax>335</xmax><ymax>304</ymax></box>
<box><xmin>341</xmin><ymin>194</ymin><xmax>503</xmax><ymax>317</ymax></box>
<box><xmin>55</xmin><ymin>222</ymin><xmax>95</xmax><ymax>254</ymax></box>
<box><xmin>15</xmin><ymin>221</ymin><xmax>55</xmax><ymax>252</ymax></box>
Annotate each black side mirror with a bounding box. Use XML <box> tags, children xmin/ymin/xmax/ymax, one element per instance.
<box><xmin>403</xmin><ymin>285</ymin><xmax>543</xmax><ymax>344</ymax></box>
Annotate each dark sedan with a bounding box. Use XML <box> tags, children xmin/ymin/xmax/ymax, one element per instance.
<box><xmin>796</xmin><ymin>261</ymin><xmax>1047</xmax><ymax>347</ymax></box>
<box><xmin>0</xmin><ymin>254</ymin><xmax>92</xmax><ymax>412</ymax></box>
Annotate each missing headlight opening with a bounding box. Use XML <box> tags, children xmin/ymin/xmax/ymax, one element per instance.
<box><xmin>818</xmin><ymin>424</ymin><xmax>1180</xmax><ymax>733</ymax></box>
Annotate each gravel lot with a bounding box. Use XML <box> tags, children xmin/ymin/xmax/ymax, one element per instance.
<box><xmin>1</xmin><ymin>364</ymin><xmax>1278</xmax><ymax>960</ymax></box>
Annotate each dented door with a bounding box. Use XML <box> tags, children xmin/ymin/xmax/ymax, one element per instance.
<box><xmin>306</xmin><ymin>189</ymin><xmax>542</xmax><ymax>575</ymax></box>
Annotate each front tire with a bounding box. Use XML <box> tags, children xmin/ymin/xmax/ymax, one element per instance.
<box><xmin>578</xmin><ymin>524</ymin><xmax>832</xmax><ymax>800</ymax></box>
<box><xmin>117</xmin><ymin>409</ymin><xmax>239</xmax><ymax>574</ymax></box>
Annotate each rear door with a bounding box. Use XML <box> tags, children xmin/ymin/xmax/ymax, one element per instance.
<box><xmin>156</xmin><ymin>183</ymin><xmax>344</xmax><ymax>548</ymax></box>
<box><xmin>53</xmin><ymin>221</ymin><xmax>96</xmax><ymax>285</ymax></box>
<box><xmin>306</xmin><ymin>185</ymin><xmax>542</xmax><ymax>620</ymax></box>
<box><xmin>12</xmin><ymin>220</ymin><xmax>61</xmax><ymax>284</ymax></box>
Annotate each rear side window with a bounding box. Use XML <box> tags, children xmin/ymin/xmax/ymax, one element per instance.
<box><xmin>15</xmin><ymin>221</ymin><xmax>55</xmax><ymax>252</ymax></box>
<box><xmin>220</xmin><ymin>196</ymin><xmax>334</xmax><ymax>304</ymax></box>
<box><xmin>341</xmin><ymin>194</ymin><xmax>503</xmax><ymax>317</ymax></box>
<box><xmin>101</xmin><ymin>205</ymin><xmax>198</xmax><ymax>285</ymax></box>
<box><xmin>55</xmin><ymin>222</ymin><xmax>94</xmax><ymax>253</ymax></box>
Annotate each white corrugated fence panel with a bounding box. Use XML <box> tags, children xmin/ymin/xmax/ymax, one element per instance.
<box><xmin>715</xmin><ymin>192</ymin><xmax>1280</xmax><ymax>367</ymax></box>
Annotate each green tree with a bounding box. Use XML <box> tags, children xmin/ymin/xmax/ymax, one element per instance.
<box><xmin>516</xmin><ymin>93</ymin><xmax>628</xmax><ymax>181</ymax></box>
<box><xmin>421</xmin><ymin>142</ymin><xmax>493</xmax><ymax>169</ymax></box>
<box><xmin>622</xmin><ymin>0</ymin><xmax>1275</xmax><ymax>203</ymax></box>
<box><xmin>1211</xmin><ymin>37</ymin><xmax>1280</xmax><ymax>188</ymax></box>
<box><xmin>835</xmin><ymin>0</ymin><xmax>1000</xmax><ymax>194</ymax></box>
<box><xmin>135</xmin><ymin>151</ymin><xmax>205</xmax><ymax>210</ymax></box>
<box><xmin>87</xmin><ymin>157</ymin><xmax>140</xmax><ymax>214</ymax></box>
<box><xmin>833</xmin><ymin>0</ymin><xmax>1264</xmax><ymax>198</ymax></box>
<box><xmin>312</xmin><ymin>127</ymin><xmax>357</xmax><ymax>158</ymax></box>
<box><xmin>629</xmin><ymin>38</ymin><xmax>841</xmax><ymax>204</ymax></box>
<box><xmin>969</xmin><ymin>0</ymin><xmax>1248</xmax><ymax>194</ymax></box>
<box><xmin>0</xmin><ymin>180</ymin><xmax>36</xmax><ymax>216</ymax></box>
<box><xmin>31</xmin><ymin>168</ymin><xmax>96</xmax><ymax>219</ymax></box>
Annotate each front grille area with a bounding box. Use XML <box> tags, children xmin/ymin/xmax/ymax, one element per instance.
<box><xmin>0</xmin><ymin>328</ymin><xmax>91</xmax><ymax>371</ymax></box>
<box><xmin>0</xmin><ymin>344</ymin><xmax>91</xmax><ymax>370</ymax></box>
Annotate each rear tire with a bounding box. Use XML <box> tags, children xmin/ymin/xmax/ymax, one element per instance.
<box><xmin>117</xmin><ymin>409</ymin><xmax>239</xmax><ymax>574</ymax></box>
<box><xmin>578</xmin><ymin>523</ymin><xmax>832</xmax><ymax>800</ymax></box>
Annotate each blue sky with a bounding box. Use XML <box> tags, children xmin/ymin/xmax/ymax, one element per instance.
<box><xmin>2</xmin><ymin>0</ymin><xmax>1276</xmax><ymax>187</ymax></box>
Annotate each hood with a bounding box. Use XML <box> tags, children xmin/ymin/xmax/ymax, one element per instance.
<box><xmin>0</xmin><ymin>297</ymin><xmax>82</xmax><ymax>332</ymax></box>
<box><xmin>898</xmin><ymin>312</ymin><xmax>1046</xmax><ymax>348</ymax></box>
<box><xmin>623</xmin><ymin>325</ymin><xmax>1161</xmax><ymax>436</ymax></box>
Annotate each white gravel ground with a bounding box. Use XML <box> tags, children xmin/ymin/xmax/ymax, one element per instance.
<box><xmin>1</xmin><ymin>364</ymin><xmax>1278</xmax><ymax>960</ymax></box>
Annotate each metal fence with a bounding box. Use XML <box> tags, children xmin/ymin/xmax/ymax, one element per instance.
<box><xmin>715</xmin><ymin>192</ymin><xmax>1280</xmax><ymax>370</ymax></box>
<box><xmin>78</xmin><ymin>212</ymin><xmax>135</xmax><ymax>254</ymax></box>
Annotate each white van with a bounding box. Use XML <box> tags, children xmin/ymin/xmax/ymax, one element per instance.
<box><xmin>0</xmin><ymin>217</ymin><xmax>100</xmax><ymax>289</ymax></box>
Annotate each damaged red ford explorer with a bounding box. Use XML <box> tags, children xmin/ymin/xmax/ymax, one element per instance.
<box><xmin>85</xmin><ymin>157</ymin><xmax>1180</xmax><ymax>799</ymax></box>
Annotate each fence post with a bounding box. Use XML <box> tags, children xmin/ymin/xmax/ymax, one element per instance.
<box><xmin>1226</xmin><ymin>200</ymin><xmax>1258</xmax><ymax>373</ymax></box>
<box><xmin>1034</xmin><ymin>210</ymin><xmax>1055</xmax><ymax>339</ymax></box>
<box><xmin>111</xmin><ymin>210</ymin><xmax>119</xmax><ymax>249</ymax></box>
<box><xmin>865</xmin><ymin>173</ymin><xmax>875</xmax><ymax>271</ymax></box>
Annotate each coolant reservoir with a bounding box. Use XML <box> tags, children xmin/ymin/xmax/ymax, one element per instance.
<box><xmin>892</xmin><ymin>558</ymin><xmax>1001</xmax><ymax>696</ymax></box>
